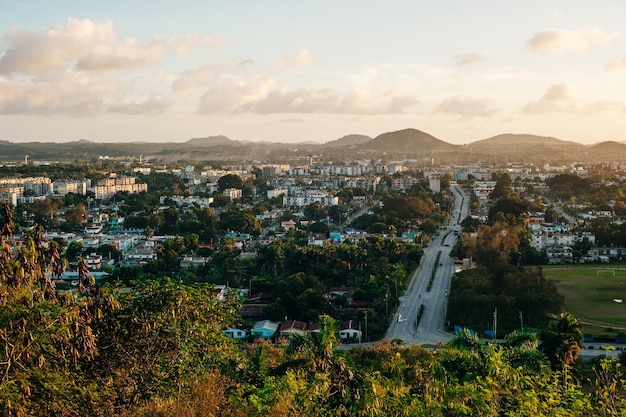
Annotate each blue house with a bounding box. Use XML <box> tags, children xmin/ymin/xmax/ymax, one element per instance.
<box><xmin>223</xmin><ymin>328</ymin><xmax>247</xmax><ymax>339</ymax></box>
<box><xmin>251</xmin><ymin>320</ymin><xmax>279</xmax><ymax>339</ymax></box>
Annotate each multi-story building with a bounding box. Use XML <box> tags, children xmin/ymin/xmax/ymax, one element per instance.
<box><xmin>283</xmin><ymin>191</ymin><xmax>339</xmax><ymax>208</ymax></box>
<box><xmin>0</xmin><ymin>177</ymin><xmax>53</xmax><ymax>195</ymax></box>
<box><xmin>473</xmin><ymin>181</ymin><xmax>497</xmax><ymax>203</ymax></box>
<box><xmin>223</xmin><ymin>188</ymin><xmax>242</xmax><ymax>200</ymax></box>
<box><xmin>267</xmin><ymin>188</ymin><xmax>287</xmax><ymax>199</ymax></box>
<box><xmin>92</xmin><ymin>177</ymin><xmax>147</xmax><ymax>199</ymax></box>
<box><xmin>54</xmin><ymin>179</ymin><xmax>90</xmax><ymax>195</ymax></box>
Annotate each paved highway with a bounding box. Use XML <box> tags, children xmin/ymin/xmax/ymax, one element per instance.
<box><xmin>386</xmin><ymin>184</ymin><xmax>470</xmax><ymax>345</ymax></box>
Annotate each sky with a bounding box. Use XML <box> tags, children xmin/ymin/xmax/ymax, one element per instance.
<box><xmin>3</xmin><ymin>1</ymin><xmax>626</xmax><ymax>145</ymax></box>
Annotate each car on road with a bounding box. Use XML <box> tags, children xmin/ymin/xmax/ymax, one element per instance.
<box><xmin>444</xmin><ymin>243</ymin><xmax>450</xmax><ymax>246</ymax></box>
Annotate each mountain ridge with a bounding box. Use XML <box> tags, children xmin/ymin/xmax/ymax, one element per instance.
<box><xmin>0</xmin><ymin>128</ymin><xmax>621</xmax><ymax>163</ymax></box>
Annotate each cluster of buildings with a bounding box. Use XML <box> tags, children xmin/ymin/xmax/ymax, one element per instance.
<box><xmin>224</xmin><ymin>318</ymin><xmax>363</xmax><ymax>342</ymax></box>
<box><xmin>526</xmin><ymin>217</ymin><xmax>597</xmax><ymax>263</ymax></box>
<box><xmin>0</xmin><ymin>175</ymin><xmax>147</xmax><ymax>206</ymax></box>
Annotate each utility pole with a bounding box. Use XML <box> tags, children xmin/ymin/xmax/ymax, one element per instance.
<box><xmin>385</xmin><ymin>291</ymin><xmax>389</xmax><ymax>318</ymax></box>
<box><xmin>364</xmin><ymin>309</ymin><xmax>368</xmax><ymax>342</ymax></box>
<box><xmin>395</xmin><ymin>275</ymin><xmax>398</xmax><ymax>307</ymax></box>
<box><xmin>493</xmin><ymin>307</ymin><xmax>498</xmax><ymax>341</ymax></box>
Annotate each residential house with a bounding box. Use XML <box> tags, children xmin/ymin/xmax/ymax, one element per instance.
<box><xmin>307</xmin><ymin>232</ymin><xmax>327</xmax><ymax>246</ymax></box>
<box><xmin>223</xmin><ymin>188</ymin><xmax>243</xmax><ymax>200</ymax></box>
<box><xmin>251</xmin><ymin>320</ymin><xmax>279</xmax><ymax>339</ymax></box>
<box><xmin>327</xmin><ymin>287</ymin><xmax>358</xmax><ymax>306</ymax></box>
<box><xmin>223</xmin><ymin>328</ymin><xmax>247</xmax><ymax>339</ymax></box>
<box><xmin>338</xmin><ymin>320</ymin><xmax>362</xmax><ymax>341</ymax></box>
<box><xmin>281</xmin><ymin>220</ymin><xmax>297</xmax><ymax>229</ymax></box>
<box><xmin>85</xmin><ymin>253</ymin><xmax>102</xmax><ymax>270</ymax></box>
<box><xmin>278</xmin><ymin>320</ymin><xmax>308</xmax><ymax>337</ymax></box>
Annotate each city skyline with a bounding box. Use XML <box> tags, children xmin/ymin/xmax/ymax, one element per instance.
<box><xmin>3</xmin><ymin>1</ymin><xmax>626</xmax><ymax>145</ymax></box>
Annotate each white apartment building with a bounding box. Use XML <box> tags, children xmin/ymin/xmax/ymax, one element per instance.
<box><xmin>92</xmin><ymin>177</ymin><xmax>147</xmax><ymax>199</ymax></box>
<box><xmin>528</xmin><ymin>222</ymin><xmax>595</xmax><ymax>252</ymax></box>
<box><xmin>54</xmin><ymin>180</ymin><xmax>90</xmax><ymax>195</ymax></box>
<box><xmin>267</xmin><ymin>188</ymin><xmax>287</xmax><ymax>199</ymax></box>
<box><xmin>162</xmin><ymin>196</ymin><xmax>214</xmax><ymax>207</ymax></box>
<box><xmin>283</xmin><ymin>192</ymin><xmax>339</xmax><ymax>208</ymax></box>
<box><xmin>429</xmin><ymin>178</ymin><xmax>441</xmax><ymax>193</ymax></box>
<box><xmin>391</xmin><ymin>176</ymin><xmax>422</xmax><ymax>191</ymax></box>
<box><xmin>0</xmin><ymin>177</ymin><xmax>53</xmax><ymax>195</ymax></box>
<box><xmin>223</xmin><ymin>188</ymin><xmax>243</xmax><ymax>200</ymax></box>
<box><xmin>0</xmin><ymin>193</ymin><xmax>18</xmax><ymax>207</ymax></box>
<box><xmin>473</xmin><ymin>181</ymin><xmax>497</xmax><ymax>202</ymax></box>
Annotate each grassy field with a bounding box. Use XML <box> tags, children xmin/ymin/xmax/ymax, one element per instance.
<box><xmin>543</xmin><ymin>265</ymin><xmax>626</xmax><ymax>328</ymax></box>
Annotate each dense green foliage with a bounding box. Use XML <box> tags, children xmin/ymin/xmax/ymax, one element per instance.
<box><xmin>447</xmin><ymin>266</ymin><xmax>564</xmax><ymax>335</ymax></box>
<box><xmin>1</xmin><ymin>203</ymin><xmax>626</xmax><ymax>416</ymax></box>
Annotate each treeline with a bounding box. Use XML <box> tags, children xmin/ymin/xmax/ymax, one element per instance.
<box><xmin>447</xmin><ymin>266</ymin><xmax>563</xmax><ymax>333</ymax></box>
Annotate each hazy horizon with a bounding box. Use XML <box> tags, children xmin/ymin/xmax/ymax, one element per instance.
<box><xmin>0</xmin><ymin>129</ymin><xmax>617</xmax><ymax>147</ymax></box>
<box><xmin>3</xmin><ymin>2</ymin><xmax>626</xmax><ymax>145</ymax></box>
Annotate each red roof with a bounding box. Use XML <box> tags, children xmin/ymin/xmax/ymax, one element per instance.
<box><xmin>339</xmin><ymin>320</ymin><xmax>360</xmax><ymax>331</ymax></box>
<box><xmin>278</xmin><ymin>320</ymin><xmax>307</xmax><ymax>333</ymax></box>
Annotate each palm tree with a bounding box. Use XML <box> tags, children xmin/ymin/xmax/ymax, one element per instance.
<box><xmin>501</xmin><ymin>330</ymin><xmax>548</xmax><ymax>373</ymax></box>
<box><xmin>540</xmin><ymin>312</ymin><xmax>583</xmax><ymax>391</ymax></box>
<box><xmin>540</xmin><ymin>312</ymin><xmax>583</xmax><ymax>371</ymax></box>
<box><xmin>448</xmin><ymin>328</ymin><xmax>483</xmax><ymax>352</ymax></box>
<box><xmin>0</xmin><ymin>202</ymin><xmax>13</xmax><ymax>238</ymax></box>
<box><xmin>76</xmin><ymin>256</ymin><xmax>92</xmax><ymax>292</ymax></box>
<box><xmin>275</xmin><ymin>315</ymin><xmax>361</xmax><ymax>416</ymax></box>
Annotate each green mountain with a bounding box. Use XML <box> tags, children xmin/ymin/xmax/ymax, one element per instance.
<box><xmin>324</xmin><ymin>134</ymin><xmax>372</xmax><ymax>147</ymax></box>
<box><xmin>359</xmin><ymin>128</ymin><xmax>457</xmax><ymax>153</ymax></box>
<box><xmin>468</xmin><ymin>133</ymin><xmax>580</xmax><ymax>148</ymax></box>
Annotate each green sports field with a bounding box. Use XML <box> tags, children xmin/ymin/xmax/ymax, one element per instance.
<box><xmin>543</xmin><ymin>265</ymin><xmax>626</xmax><ymax>327</ymax></box>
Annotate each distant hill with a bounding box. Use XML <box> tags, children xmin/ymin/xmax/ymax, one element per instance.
<box><xmin>359</xmin><ymin>128</ymin><xmax>456</xmax><ymax>153</ymax></box>
<box><xmin>2</xmin><ymin>128</ymin><xmax>624</xmax><ymax>164</ymax></box>
<box><xmin>184</xmin><ymin>135</ymin><xmax>240</xmax><ymax>147</ymax></box>
<box><xmin>468</xmin><ymin>133</ymin><xmax>578</xmax><ymax>147</ymax></box>
<box><xmin>324</xmin><ymin>134</ymin><xmax>372</xmax><ymax>147</ymax></box>
<box><xmin>587</xmin><ymin>140</ymin><xmax>626</xmax><ymax>153</ymax></box>
<box><xmin>464</xmin><ymin>133</ymin><xmax>586</xmax><ymax>162</ymax></box>
<box><xmin>586</xmin><ymin>141</ymin><xmax>626</xmax><ymax>161</ymax></box>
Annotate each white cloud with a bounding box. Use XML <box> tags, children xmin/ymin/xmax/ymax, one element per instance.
<box><xmin>196</xmin><ymin>76</ymin><xmax>418</xmax><ymax>115</ymax></box>
<box><xmin>336</xmin><ymin>90</ymin><xmax>418</xmax><ymax>115</ymax></box>
<box><xmin>172</xmin><ymin>33</ymin><xmax>199</xmax><ymax>56</ymax></box>
<box><xmin>76</xmin><ymin>36</ymin><xmax>167</xmax><ymax>72</ymax></box>
<box><xmin>0</xmin><ymin>18</ymin><xmax>117</xmax><ymax>75</ymax></box>
<box><xmin>454</xmin><ymin>53</ymin><xmax>486</xmax><ymax>66</ymax></box>
<box><xmin>201</xmin><ymin>35</ymin><xmax>223</xmax><ymax>48</ymax></box>
<box><xmin>274</xmin><ymin>50</ymin><xmax>314</xmax><ymax>72</ymax></box>
<box><xmin>584</xmin><ymin>99</ymin><xmax>626</xmax><ymax>114</ymax></box>
<box><xmin>197</xmin><ymin>76</ymin><xmax>276</xmax><ymax>114</ymax></box>
<box><xmin>0</xmin><ymin>19</ymin><xmax>232</xmax><ymax>116</ymax></box>
<box><xmin>605</xmin><ymin>56</ymin><xmax>626</xmax><ymax>72</ymax></box>
<box><xmin>249</xmin><ymin>87</ymin><xmax>337</xmax><ymax>114</ymax></box>
<box><xmin>434</xmin><ymin>95</ymin><xmax>496</xmax><ymax>117</ymax></box>
<box><xmin>522</xmin><ymin>83</ymin><xmax>579</xmax><ymax>113</ymax></box>
<box><xmin>527</xmin><ymin>27</ymin><xmax>620</xmax><ymax>53</ymax></box>
<box><xmin>0</xmin><ymin>18</ymin><xmax>206</xmax><ymax>75</ymax></box>
<box><xmin>0</xmin><ymin>71</ymin><xmax>117</xmax><ymax>115</ymax></box>
<box><xmin>108</xmin><ymin>96</ymin><xmax>172</xmax><ymax>114</ymax></box>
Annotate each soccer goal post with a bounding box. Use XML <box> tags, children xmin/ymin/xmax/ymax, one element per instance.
<box><xmin>597</xmin><ymin>269</ymin><xmax>615</xmax><ymax>277</ymax></box>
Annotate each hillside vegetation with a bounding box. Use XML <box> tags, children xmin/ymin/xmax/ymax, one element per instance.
<box><xmin>1</xmin><ymin>202</ymin><xmax>625</xmax><ymax>416</ymax></box>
